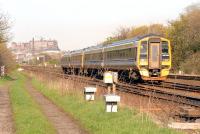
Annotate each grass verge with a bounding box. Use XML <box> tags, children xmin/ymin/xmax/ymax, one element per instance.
<box><xmin>31</xmin><ymin>75</ymin><xmax>183</xmax><ymax>134</ymax></box>
<box><xmin>1</xmin><ymin>72</ymin><xmax>56</xmax><ymax>134</ymax></box>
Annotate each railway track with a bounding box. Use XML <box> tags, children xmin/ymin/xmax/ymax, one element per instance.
<box><xmin>164</xmin><ymin>81</ymin><xmax>200</xmax><ymax>92</ymax></box>
<box><xmin>117</xmin><ymin>83</ymin><xmax>200</xmax><ymax>107</ymax></box>
<box><xmin>143</xmin><ymin>81</ymin><xmax>200</xmax><ymax>93</ymax></box>
<box><xmin>168</xmin><ymin>74</ymin><xmax>200</xmax><ymax>81</ymax></box>
<box><xmin>23</xmin><ymin>66</ymin><xmax>200</xmax><ymax>108</ymax></box>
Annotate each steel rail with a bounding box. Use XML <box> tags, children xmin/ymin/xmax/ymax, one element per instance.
<box><xmin>142</xmin><ymin>81</ymin><xmax>200</xmax><ymax>93</ymax></box>
<box><xmin>168</xmin><ymin>74</ymin><xmax>200</xmax><ymax>81</ymax></box>
<box><xmin>23</xmin><ymin>66</ymin><xmax>200</xmax><ymax>108</ymax></box>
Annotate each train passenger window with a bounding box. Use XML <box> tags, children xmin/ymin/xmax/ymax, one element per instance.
<box><xmin>140</xmin><ymin>41</ymin><xmax>147</xmax><ymax>59</ymax></box>
<box><xmin>162</xmin><ymin>41</ymin><xmax>169</xmax><ymax>60</ymax></box>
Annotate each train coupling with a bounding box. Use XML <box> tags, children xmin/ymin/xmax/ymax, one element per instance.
<box><xmin>149</xmin><ymin>69</ymin><xmax>160</xmax><ymax>76</ymax></box>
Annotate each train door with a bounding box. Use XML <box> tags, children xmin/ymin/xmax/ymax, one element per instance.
<box><xmin>149</xmin><ymin>43</ymin><xmax>160</xmax><ymax>68</ymax></box>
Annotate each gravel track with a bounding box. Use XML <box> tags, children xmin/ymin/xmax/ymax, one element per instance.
<box><xmin>25</xmin><ymin>78</ymin><xmax>88</xmax><ymax>134</ymax></box>
<box><xmin>0</xmin><ymin>86</ymin><xmax>14</xmax><ymax>134</ymax></box>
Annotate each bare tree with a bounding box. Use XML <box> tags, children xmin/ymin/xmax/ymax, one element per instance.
<box><xmin>0</xmin><ymin>13</ymin><xmax>10</xmax><ymax>43</ymax></box>
<box><xmin>0</xmin><ymin>11</ymin><xmax>15</xmax><ymax>73</ymax></box>
<box><xmin>114</xmin><ymin>26</ymin><xmax>130</xmax><ymax>40</ymax></box>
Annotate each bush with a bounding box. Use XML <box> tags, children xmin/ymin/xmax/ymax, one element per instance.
<box><xmin>0</xmin><ymin>43</ymin><xmax>16</xmax><ymax>73</ymax></box>
<box><xmin>180</xmin><ymin>52</ymin><xmax>200</xmax><ymax>74</ymax></box>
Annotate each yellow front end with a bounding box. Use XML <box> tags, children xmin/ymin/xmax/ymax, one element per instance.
<box><xmin>137</xmin><ymin>36</ymin><xmax>171</xmax><ymax>81</ymax></box>
<box><xmin>160</xmin><ymin>38</ymin><xmax>171</xmax><ymax>79</ymax></box>
<box><xmin>137</xmin><ymin>37</ymin><xmax>150</xmax><ymax>79</ymax></box>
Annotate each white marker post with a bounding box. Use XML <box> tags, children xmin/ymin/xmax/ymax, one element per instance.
<box><xmin>0</xmin><ymin>66</ymin><xmax>5</xmax><ymax>77</ymax></box>
<box><xmin>104</xmin><ymin>94</ymin><xmax>120</xmax><ymax>112</ymax></box>
<box><xmin>103</xmin><ymin>71</ymin><xmax>113</xmax><ymax>93</ymax></box>
<box><xmin>84</xmin><ymin>87</ymin><xmax>97</xmax><ymax>101</ymax></box>
<box><xmin>103</xmin><ymin>71</ymin><xmax>120</xmax><ymax>112</ymax></box>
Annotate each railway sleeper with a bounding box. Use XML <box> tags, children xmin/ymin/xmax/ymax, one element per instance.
<box><xmin>174</xmin><ymin>106</ymin><xmax>200</xmax><ymax>123</ymax></box>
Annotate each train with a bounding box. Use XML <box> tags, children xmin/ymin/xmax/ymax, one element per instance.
<box><xmin>61</xmin><ymin>34</ymin><xmax>172</xmax><ymax>81</ymax></box>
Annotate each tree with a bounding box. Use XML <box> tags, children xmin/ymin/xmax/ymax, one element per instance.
<box><xmin>148</xmin><ymin>24</ymin><xmax>167</xmax><ymax>37</ymax></box>
<box><xmin>102</xmin><ymin>26</ymin><xmax>130</xmax><ymax>45</ymax></box>
<box><xmin>0</xmin><ymin>13</ymin><xmax>10</xmax><ymax>43</ymax></box>
<box><xmin>127</xmin><ymin>24</ymin><xmax>167</xmax><ymax>38</ymax></box>
<box><xmin>127</xmin><ymin>25</ymin><xmax>149</xmax><ymax>38</ymax></box>
<box><xmin>102</xmin><ymin>24</ymin><xmax>167</xmax><ymax>45</ymax></box>
<box><xmin>168</xmin><ymin>3</ymin><xmax>200</xmax><ymax>71</ymax></box>
<box><xmin>0</xmin><ymin>11</ymin><xmax>16</xmax><ymax>73</ymax></box>
<box><xmin>114</xmin><ymin>26</ymin><xmax>130</xmax><ymax>40</ymax></box>
<box><xmin>0</xmin><ymin>44</ymin><xmax>16</xmax><ymax>72</ymax></box>
<box><xmin>102</xmin><ymin>36</ymin><xmax>119</xmax><ymax>45</ymax></box>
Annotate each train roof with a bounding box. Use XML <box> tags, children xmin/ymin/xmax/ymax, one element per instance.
<box><xmin>63</xmin><ymin>34</ymin><xmax>162</xmax><ymax>56</ymax></box>
<box><xmin>100</xmin><ymin>34</ymin><xmax>162</xmax><ymax>49</ymax></box>
<box><xmin>109</xmin><ymin>33</ymin><xmax>162</xmax><ymax>45</ymax></box>
<box><xmin>84</xmin><ymin>44</ymin><xmax>104</xmax><ymax>52</ymax></box>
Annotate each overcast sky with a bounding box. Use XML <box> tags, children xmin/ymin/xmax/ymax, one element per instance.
<box><xmin>0</xmin><ymin>0</ymin><xmax>199</xmax><ymax>50</ymax></box>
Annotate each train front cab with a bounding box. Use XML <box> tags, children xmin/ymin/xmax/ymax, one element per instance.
<box><xmin>137</xmin><ymin>36</ymin><xmax>171</xmax><ymax>81</ymax></box>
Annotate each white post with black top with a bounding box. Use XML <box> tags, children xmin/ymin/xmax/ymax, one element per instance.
<box><xmin>84</xmin><ymin>87</ymin><xmax>97</xmax><ymax>101</ymax></box>
<box><xmin>104</xmin><ymin>94</ymin><xmax>120</xmax><ymax>112</ymax></box>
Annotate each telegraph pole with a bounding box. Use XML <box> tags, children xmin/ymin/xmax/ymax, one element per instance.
<box><xmin>32</xmin><ymin>37</ymin><xmax>35</xmax><ymax>56</ymax></box>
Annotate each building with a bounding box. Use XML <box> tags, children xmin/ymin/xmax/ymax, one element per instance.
<box><xmin>10</xmin><ymin>38</ymin><xmax>60</xmax><ymax>63</ymax></box>
<box><xmin>29</xmin><ymin>38</ymin><xmax>59</xmax><ymax>53</ymax></box>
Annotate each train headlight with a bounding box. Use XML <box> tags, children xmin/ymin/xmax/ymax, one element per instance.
<box><xmin>139</xmin><ymin>69</ymin><xmax>149</xmax><ymax>77</ymax></box>
<box><xmin>140</xmin><ymin>59</ymin><xmax>147</xmax><ymax>62</ymax></box>
<box><xmin>162</xmin><ymin>59</ymin><xmax>169</xmax><ymax>62</ymax></box>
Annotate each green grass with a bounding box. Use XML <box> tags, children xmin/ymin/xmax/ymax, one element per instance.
<box><xmin>1</xmin><ymin>72</ymin><xmax>56</xmax><ymax>134</ymax></box>
<box><xmin>31</xmin><ymin>76</ymin><xmax>183</xmax><ymax>134</ymax></box>
<box><xmin>0</xmin><ymin>75</ymin><xmax>14</xmax><ymax>85</ymax></box>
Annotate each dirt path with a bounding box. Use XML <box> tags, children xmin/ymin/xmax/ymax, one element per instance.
<box><xmin>25</xmin><ymin>79</ymin><xmax>88</xmax><ymax>134</ymax></box>
<box><xmin>0</xmin><ymin>86</ymin><xmax>14</xmax><ymax>134</ymax></box>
